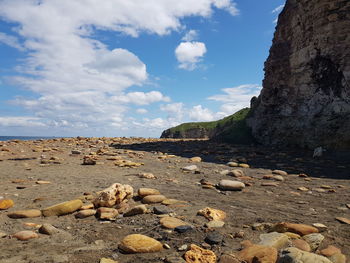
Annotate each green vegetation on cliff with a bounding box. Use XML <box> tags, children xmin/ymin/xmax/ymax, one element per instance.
<box><xmin>162</xmin><ymin>108</ymin><xmax>255</xmax><ymax>144</ymax></box>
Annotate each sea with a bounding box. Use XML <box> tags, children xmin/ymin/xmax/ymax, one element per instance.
<box><xmin>0</xmin><ymin>136</ymin><xmax>60</xmax><ymax>141</ymax></box>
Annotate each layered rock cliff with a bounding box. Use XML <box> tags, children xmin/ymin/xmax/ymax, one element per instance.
<box><xmin>247</xmin><ymin>0</ymin><xmax>350</xmax><ymax>149</ymax></box>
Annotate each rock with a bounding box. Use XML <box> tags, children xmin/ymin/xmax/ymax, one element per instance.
<box><xmin>302</xmin><ymin>233</ymin><xmax>324</xmax><ymax>251</ymax></box>
<box><xmin>164</xmin><ymin>254</ymin><xmax>186</xmax><ymax>263</ymax></box>
<box><xmin>238</xmin><ymin>243</ymin><xmax>278</xmax><ymax>263</ymax></box>
<box><xmin>39</xmin><ymin>224</ymin><xmax>60</xmax><ymax>235</ymax></box>
<box><xmin>36</xmin><ymin>180</ymin><xmax>51</xmax><ymax>184</ymax></box>
<box><xmin>80</xmin><ymin>203</ymin><xmax>95</xmax><ymax>210</ymax></box>
<box><xmin>118</xmin><ymin>234</ymin><xmax>163</xmax><ymax>253</ymax></box>
<box><xmin>261</xmin><ymin>182</ymin><xmax>279</xmax><ymax>187</ymax></box>
<box><xmin>198</xmin><ymin>207</ymin><xmax>226</xmax><ymax>221</ymax></box>
<box><xmin>272</xmin><ymin>222</ymin><xmax>318</xmax><ymax>236</ymax></box>
<box><xmin>291</xmin><ymin>239</ymin><xmax>311</xmax><ymax>252</ymax></box>
<box><xmin>138</xmin><ymin>188</ymin><xmax>160</xmax><ymax>197</ymax></box>
<box><xmin>75</xmin><ymin>209</ymin><xmax>96</xmax><ymax>218</ymax></box>
<box><xmin>178</xmin><ymin>244</ymin><xmax>188</xmax><ymax>251</ymax></box>
<box><xmin>205</xmin><ymin>220</ymin><xmax>225</xmax><ymax>228</ymax></box>
<box><xmin>71</xmin><ymin>150</ymin><xmax>81</xmax><ymax>155</ymax></box>
<box><xmin>13</xmin><ymin>231</ymin><xmax>39</xmax><ymax>241</ymax></box>
<box><xmin>219</xmin><ymin>254</ymin><xmax>240</xmax><ymax>263</ymax></box>
<box><xmin>258</xmin><ymin>232</ymin><xmax>289</xmax><ymax>250</ymax></box>
<box><xmin>218</xmin><ymin>179</ymin><xmax>245</xmax><ymax>191</ymax></box>
<box><xmin>93</xmin><ymin>183</ymin><xmax>133</xmax><ymax>208</ymax></box>
<box><xmin>0</xmin><ymin>199</ymin><xmax>14</xmax><ymax>210</ymax></box>
<box><xmin>182</xmin><ymin>165</ymin><xmax>198</xmax><ymax>172</ymax></box>
<box><xmin>42</xmin><ymin>199</ymin><xmax>83</xmax><ymax>217</ymax></box>
<box><xmin>272</xmin><ymin>170</ymin><xmax>288</xmax><ymax>176</ymax></box>
<box><xmin>142</xmin><ymin>195</ymin><xmax>166</xmax><ymax>204</ymax></box>
<box><xmin>100</xmin><ymin>258</ymin><xmax>118</xmax><ymax>263</ymax></box>
<box><xmin>227</xmin><ymin>162</ymin><xmax>238</xmax><ymax>167</ymax></box>
<box><xmin>329</xmin><ymin>253</ymin><xmax>346</xmax><ymax>263</ymax></box>
<box><xmin>312</xmin><ymin>223</ymin><xmax>327</xmax><ymax>232</ymax></box>
<box><xmin>230</xmin><ymin>169</ymin><xmax>244</xmax><ymax>177</ymax></box>
<box><xmin>83</xmin><ymin>155</ymin><xmax>96</xmax><ymax>165</ymax></box>
<box><xmin>96</xmin><ymin>207</ymin><xmax>118</xmax><ymax>220</ymax></box>
<box><xmin>0</xmin><ymin>231</ymin><xmax>7</xmax><ymax>238</ymax></box>
<box><xmin>284</xmin><ymin>232</ymin><xmax>301</xmax><ymax>239</ymax></box>
<box><xmin>160</xmin><ymin>217</ymin><xmax>189</xmax><ymax>229</ymax></box>
<box><xmin>335</xmin><ymin>217</ymin><xmax>350</xmax><ymax>224</ymax></box>
<box><xmin>205</xmin><ymin>232</ymin><xmax>223</xmax><ymax>245</ymax></box>
<box><xmin>138</xmin><ymin>173</ymin><xmax>156</xmax><ymax>179</ymax></box>
<box><xmin>162</xmin><ymin>199</ymin><xmax>187</xmax><ymax>205</ymax></box>
<box><xmin>320</xmin><ymin>246</ymin><xmax>342</xmax><ymax>257</ymax></box>
<box><xmin>174</xmin><ymin>225</ymin><xmax>194</xmax><ymax>233</ymax></box>
<box><xmin>184</xmin><ymin>244</ymin><xmax>217</xmax><ymax>263</ymax></box>
<box><xmin>7</xmin><ymin>209</ymin><xmax>42</xmax><ymax>218</ymax></box>
<box><xmin>238</xmin><ymin>163</ymin><xmax>250</xmax><ymax>168</ymax></box>
<box><xmin>124</xmin><ymin>205</ymin><xmax>148</xmax><ymax>217</ymax></box>
<box><xmin>190</xmin><ymin>157</ymin><xmax>202</xmax><ymax>162</ymax></box>
<box><xmin>153</xmin><ymin>206</ymin><xmax>173</xmax><ymax>215</ymax></box>
<box><xmin>278</xmin><ymin>247</ymin><xmax>332</xmax><ymax>263</ymax></box>
<box><xmin>273</xmin><ymin>175</ymin><xmax>285</xmax><ymax>181</ymax></box>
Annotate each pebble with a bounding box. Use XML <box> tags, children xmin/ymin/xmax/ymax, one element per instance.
<box><xmin>96</xmin><ymin>207</ymin><xmax>118</xmax><ymax>220</ymax></box>
<box><xmin>184</xmin><ymin>244</ymin><xmax>217</xmax><ymax>263</ymax></box>
<box><xmin>0</xmin><ymin>199</ymin><xmax>14</xmax><ymax>210</ymax></box>
<box><xmin>13</xmin><ymin>230</ymin><xmax>39</xmax><ymax>241</ymax></box>
<box><xmin>39</xmin><ymin>224</ymin><xmax>60</xmax><ymax>235</ymax></box>
<box><xmin>198</xmin><ymin>207</ymin><xmax>226</xmax><ymax>221</ymax></box>
<box><xmin>164</xmin><ymin>254</ymin><xmax>186</xmax><ymax>263</ymax></box>
<box><xmin>238</xmin><ymin>163</ymin><xmax>249</xmax><ymax>168</ymax></box>
<box><xmin>42</xmin><ymin>199</ymin><xmax>83</xmax><ymax>217</ymax></box>
<box><xmin>272</xmin><ymin>169</ymin><xmax>288</xmax><ymax>176</ymax></box>
<box><xmin>218</xmin><ymin>179</ymin><xmax>245</xmax><ymax>191</ymax></box>
<box><xmin>7</xmin><ymin>209</ymin><xmax>42</xmax><ymax>218</ymax></box>
<box><xmin>279</xmin><ymin>247</ymin><xmax>332</xmax><ymax>263</ymax></box>
<box><xmin>272</xmin><ymin>222</ymin><xmax>319</xmax><ymax>236</ymax></box>
<box><xmin>162</xmin><ymin>199</ymin><xmax>187</xmax><ymax>205</ymax></box>
<box><xmin>118</xmin><ymin>234</ymin><xmax>163</xmax><ymax>253</ymax></box>
<box><xmin>138</xmin><ymin>188</ymin><xmax>160</xmax><ymax>197</ymax></box>
<box><xmin>124</xmin><ymin>205</ymin><xmax>148</xmax><ymax>217</ymax></box>
<box><xmin>205</xmin><ymin>220</ymin><xmax>225</xmax><ymax>228</ymax></box>
<box><xmin>320</xmin><ymin>245</ymin><xmax>342</xmax><ymax>257</ymax></box>
<box><xmin>205</xmin><ymin>232</ymin><xmax>223</xmax><ymax>245</ymax></box>
<box><xmin>312</xmin><ymin>223</ymin><xmax>327</xmax><ymax>232</ymax></box>
<box><xmin>291</xmin><ymin>239</ymin><xmax>311</xmax><ymax>252</ymax></box>
<box><xmin>227</xmin><ymin>162</ymin><xmax>238</xmax><ymax>167</ymax></box>
<box><xmin>160</xmin><ymin>217</ymin><xmax>189</xmax><ymax>229</ymax></box>
<box><xmin>302</xmin><ymin>233</ymin><xmax>324</xmax><ymax>251</ymax></box>
<box><xmin>36</xmin><ymin>180</ymin><xmax>51</xmax><ymax>184</ymax></box>
<box><xmin>182</xmin><ymin>165</ymin><xmax>198</xmax><ymax>172</ymax></box>
<box><xmin>261</xmin><ymin>182</ymin><xmax>279</xmax><ymax>187</ymax></box>
<box><xmin>153</xmin><ymin>206</ymin><xmax>173</xmax><ymax>215</ymax></box>
<box><xmin>174</xmin><ymin>225</ymin><xmax>194</xmax><ymax>233</ymax></box>
<box><xmin>189</xmin><ymin>157</ymin><xmax>201</xmax><ymax>163</ymax></box>
<box><xmin>0</xmin><ymin>231</ymin><xmax>7</xmax><ymax>238</ymax></box>
<box><xmin>178</xmin><ymin>244</ymin><xmax>188</xmax><ymax>251</ymax></box>
<box><xmin>142</xmin><ymin>195</ymin><xmax>166</xmax><ymax>204</ymax></box>
<box><xmin>258</xmin><ymin>232</ymin><xmax>289</xmax><ymax>250</ymax></box>
<box><xmin>298</xmin><ymin>187</ymin><xmax>309</xmax><ymax>191</ymax></box>
<box><xmin>75</xmin><ymin>209</ymin><xmax>96</xmax><ymax>218</ymax></box>
<box><xmin>219</xmin><ymin>254</ymin><xmax>240</xmax><ymax>263</ymax></box>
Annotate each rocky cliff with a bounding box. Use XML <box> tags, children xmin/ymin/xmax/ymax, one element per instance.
<box><xmin>247</xmin><ymin>0</ymin><xmax>350</xmax><ymax>149</ymax></box>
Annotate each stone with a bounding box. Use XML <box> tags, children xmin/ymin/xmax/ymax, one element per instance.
<box><xmin>272</xmin><ymin>170</ymin><xmax>288</xmax><ymax>176</ymax></box>
<box><xmin>227</xmin><ymin>162</ymin><xmax>238</xmax><ymax>167</ymax></box>
<box><xmin>312</xmin><ymin>223</ymin><xmax>327</xmax><ymax>232</ymax></box>
<box><xmin>205</xmin><ymin>220</ymin><xmax>225</xmax><ymax>228</ymax></box>
<box><xmin>96</xmin><ymin>207</ymin><xmax>118</xmax><ymax>220</ymax></box>
<box><xmin>83</xmin><ymin>155</ymin><xmax>96</xmax><ymax>165</ymax></box>
<box><xmin>0</xmin><ymin>199</ymin><xmax>14</xmax><ymax>210</ymax></box>
<box><xmin>335</xmin><ymin>217</ymin><xmax>350</xmax><ymax>224</ymax></box>
<box><xmin>218</xmin><ymin>180</ymin><xmax>245</xmax><ymax>191</ymax></box>
<box><xmin>230</xmin><ymin>169</ymin><xmax>244</xmax><ymax>177</ymax></box>
<box><xmin>190</xmin><ymin>157</ymin><xmax>202</xmax><ymax>162</ymax></box>
<box><xmin>75</xmin><ymin>209</ymin><xmax>96</xmax><ymax>218</ymax></box>
<box><xmin>284</xmin><ymin>232</ymin><xmax>301</xmax><ymax>239</ymax></box>
<box><xmin>42</xmin><ymin>199</ymin><xmax>83</xmax><ymax>217</ymax></box>
<box><xmin>219</xmin><ymin>254</ymin><xmax>240</xmax><ymax>263</ymax></box>
<box><xmin>174</xmin><ymin>225</ymin><xmax>194</xmax><ymax>233</ymax></box>
<box><xmin>39</xmin><ymin>224</ymin><xmax>60</xmax><ymax>235</ymax></box>
<box><xmin>138</xmin><ymin>188</ymin><xmax>160</xmax><ymax>197</ymax></box>
<box><xmin>238</xmin><ymin>163</ymin><xmax>250</xmax><ymax>168</ymax></box>
<box><xmin>80</xmin><ymin>203</ymin><xmax>95</xmax><ymax>210</ymax></box>
<box><xmin>36</xmin><ymin>180</ymin><xmax>51</xmax><ymax>184</ymax></box>
<box><xmin>182</xmin><ymin>165</ymin><xmax>198</xmax><ymax>172</ymax></box>
<box><xmin>273</xmin><ymin>175</ymin><xmax>285</xmax><ymax>181</ymax></box>
<box><xmin>198</xmin><ymin>207</ymin><xmax>226</xmax><ymax>221</ymax></box>
<box><xmin>160</xmin><ymin>217</ymin><xmax>189</xmax><ymax>229</ymax></box>
<box><xmin>320</xmin><ymin>246</ymin><xmax>342</xmax><ymax>257</ymax></box>
<box><xmin>278</xmin><ymin>247</ymin><xmax>332</xmax><ymax>263</ymax></box>
<box><xmin>164</xmin><ymin>254</ymin><xmax>186</xmax><ymax>263</ymax></box>
<box><xmin>124</xmin><ymin>205</ymin><xmax>148</xmax><ymax>217</ymax></box>
<box><xmin>93</xmin><ymin>183</ymin><xmax>133</xmax><ymax>208</ymax></box>
<box><xmin>302</xmin><ymin>233</ymin><xmax>324</xmax><ymax>251</ymax></box>
<box><xmin>162</xmin><ymin>199</ymin><xmax>187</xmax><ymax>205</ymax></box>
<box><xmin>205</xmin><ymin>232</ymin><xmax>223</xmax><ymax>245</ymax></box>
<box><xmin>272</xmin><ymin>222</ymin><xmax>318</xmax><ymax>236</ymax></box>
<box><xmin>258</xmin><ymin>232</ymin><xmax>289</xmax><ymax>250</ymax></box>
<box><xmin>238</xmin><ymin>243</ymin><xmax>278</xmax><ymax>263</ymax></box>
<box><xmin>142</xmin><ymin>195</ymin><xmax>166</xmax><ymax>204</ymax></box>
<box><xmin>13</xmin><ymin>231</ymin><xmax>39</xmax><ymax>241</ymax></box>
<box><xmin>329</xmin><ymin>253</ymin><xmax>346</xmax><ymax>263</ymax></box>
<box><xmin>291</xmin><ymin>239</ymin><xmax>311</xmax><ymax>252</ymax></box>
<box><xmin>153</xmin><ymin>206</ymin><xmax>173</xmax><ymax>215</ymax></box>
<box><xmin>184</xmin><ymin>244</ymin><xmax>217</xmax><ymax>263</ymax></box>
<box><xmin>261</xmin><ymin>182</ymin><xmax>279</xmax><ymax>187</ymax></box>
<box><xmin>138</xmin><ymin>173</ymin><xmax>156</xmax><ymax>179</ymax></box>
<box><xmin>100</xmin><ymin>258</ymin><xmax>118</xmax><ymax>263</ymax></box>
<box><xmin>7</xmin><ymin>209</ymin><xmax>42</xmax><ymax>218</ymax></box>
<box><xmin>118</xmin><ymin>234</ymin><xmax>163</xmax><ymax>253</ymax></box>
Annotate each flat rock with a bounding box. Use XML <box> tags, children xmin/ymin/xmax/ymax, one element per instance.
<box><xmin>164</xmin><ymin>254</ymin><xmax>186</xmax><ymax>263</ymax></box>
<box><xmin>182</xmin><ymin>165</ymin><xmax>198</xmax><ymax>172</ymax></box>
<box><xmin>13</xmin><ymin>231</ymin><xmax>39</xmax><ymax>241</ymax></box>
<box><xmin>272</xmin><ymin>222</ymin><xmax>319</xmax><ymax>236</ymax></box>
<box><xmin>160</xmin><ymin>217</ymin><xmax>189</xmax><ymax>229</ymax></box>
<box><xmin>124</xmin><ymin>205</ymin><xmax>148</xmax><ymax>217</ymax></box>
<box><xmin>138</xmin><ymin>188</ymin><xmax>160</xmax><ymax>197</ymax></box>
<box><xmin>7</xmin><ymin>209</ymin><xmax>42</xmax><ymax>218</ymax></box>
<box><xmin>329</xmin><ymin>253</ymin><xmax>347</xmax><ymax>263</ymax></box>
<box><xmin>0</xmin><ymin>199</ymin><xmax>14</xmax><ymax>210</ymax></box>
<box><xmin>258</xmin><ymin>232</ymin><xmax>289</xmax><ymax>250</ymax></box>
<box><xmin>198</xmin><ymin>207</ymin><xmax>226</xmax><ymax>221</ymax></box>
<box><xmin>0</xmin><ymin>231</ymin><xmax>7</xmax><ymax>238</ymax></box>
<box><xmin>312</xmin><ymin>223</ymin><xmax>327</xmax><ymax>232</ymax></box>
<box><xmin>118</xmin><ymin>234</ymin><xmax>163</xmax><ymax>253</ymax></box>
<box><xmin>39</xmin><ymin>223</ymin><xmax>60</xmax><ymax>235</ymax></box>
<box><xmin>291</xmin><ymin>239</ymin><xmax>311</xmax><ymax>252</ymax></box>
<box><xmin>278</xmin><ymin>247</ymin><xmax>332</xmax><ymax>263</ymax></box>
<box><xmin>174</xmin><ymin>225</ymin><xmax>194</xmax><ymax>233</ymax></box>
<box><xmin>218</xmin><ymin>180</ymin><xmax>245</xmax><ymax>191</ymax></box>
<box><xmin>142</xmin><ymin>195</ymin><xmax>166</xmax><ymax>204</ymax></box>
<box><xmin>320</xmin><ymin>246</ymin><xmax>342</xmax><ymax>257</ymax></box>
<box><xmin>227</xmin><ymin>162</ymin><xmax>239</xmax><ymax>167</ymax></box>
<box><xmin>96</xmin><ymin>207</ymin><xmax>118</xmax><ymax>220</ymax></box>
<box><xmin>100</xmin><ymin>258</ymin><xmax>118</xmax><ymax>263</ymax></box>
<box><xmin>184</xmin><ymin>244</ymin><xmax>217</xmax><ymax>263</ymax></box>
<box><xmin>238</xmin><ymin>243</ymin><xmax>278</xmax><ymax>263</ymax></box>
<box><xmin>205</xmin><ymin>220</ymin><xmax>225</xmax><ymax>228</ymax></box>
<box><xmin>335</xmin><ymin>217</ymin><xmax>350</xmax><ymax>224</ymax></box>
<box><xmin>42</xmin><ymin>199</ymin><xmax>83</xmax><ymax>217</ymax></box>
<box><xmin>205</xmin><ymin>232</ymin><xmax>223</xmax><ymax>245</ymax></box>
<box><xmin>219</xmin><ymin>254</ymin><xmax>240</xmax><ymax>263</ymax></box>
<box><xmin>153</xmin><ymin>206</ymin><xmax>173</xmax><ymax>215</ymax></box>
<box><xmin>162</xmin><ymin>199</ymin><xmax>187</xmax><ymax>205</ymax></box>
<box><xmin>190</xmin><ymin>157</ymin><xmax>202</xmax><ymax>162</ymax></box>
<box><xmin>75</xmin><ymin>209</ymin><xmax>96</xmax><ymax>218</ymax></box>
<box><xmin>272</xmin><ymin>170</ymin><xmax>288</xmax><ymax>176</ymax></box>
<box><xmin>302</xmin><ymin>233</ymin><xmax>324</xmax><ymax>251</ymax></box>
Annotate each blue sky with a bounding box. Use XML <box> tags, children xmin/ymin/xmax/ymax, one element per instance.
<box><xmin>0</xmin><ymin>0</ymin><xmax>285</xmax><ymax>137</ymax></box>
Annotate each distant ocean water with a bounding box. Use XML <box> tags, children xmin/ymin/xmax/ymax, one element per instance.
<box><xmin>0</xmin><ymin>136</ymin><xmax>59</xmax><ymax>141</ymax></box>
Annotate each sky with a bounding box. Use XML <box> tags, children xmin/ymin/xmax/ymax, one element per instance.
<box><xmin>0</xmin><ymin>0</ymin><xmax>286</xmax><ymax>137</ymax></box>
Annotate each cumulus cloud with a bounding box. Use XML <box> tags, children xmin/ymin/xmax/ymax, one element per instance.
<box><xmin>0</xmin><ymin>117</ymin><xmax>45</xmax><ymax>127</ymax></box>
<box><xmin>175</xmin><ymin>41</ymin><xmax>207</xmax><ymax>70</ymax></box>
<box><xmin>189</xmin><ymin>105</ymin><xmax>215</xmax><ymax>122</ymax></box>
<box><xmin>182</xmin><ymin>30</ymin><xmax>199</xmax><ymax>42</ymax></box>
<box><xmin>0</xmin><ymin>0</ymin><xmax>239</xmax><ymax>135</ymax></box>
<box><xmin>136</xmin><ymin>108</ymin><xmax>148</xmax><ymax>114</ymax></box>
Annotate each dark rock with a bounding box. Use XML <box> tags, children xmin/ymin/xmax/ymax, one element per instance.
<box><xmin>205</xmin><ymin>232</ymin><xmax>223</xmax><ymax>245</ymax></box>
<box><xmin>174</xmin><ymin>225</ymin><xmax>194</xmax><ymax>233</ymax></box>
<box><xmin>153</xmin><ymin>206</ymin><xmax>173</xmax><ymax>215</ymax></box>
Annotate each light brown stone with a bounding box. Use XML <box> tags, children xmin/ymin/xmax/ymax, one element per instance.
<box><xmin>96</xmin><ymin>207</ymin><xmax>118</xmax><ymax>220</ymax></box>
<box><xmin>39</xmin><ymin>224</ymin><xmax>60</xmax><ymax>235</ymax></box>
<box><xmin>160</xmin><ymin>216</ymin><xmax>189</xmax><ymax>229</ymax></box>
<box><xmin>100</xmin><ymin>258</ymin><xmax>118</xmax><ymax>263</ymax></box>
<box><xmin>291</xmin><ymin>239</ymin><xmax>311</xmax><ymax>252</ymax></box>
<box><xmin>335</xmin><ymin>217</ymin><xmax>350</xmax><ymax>224</ymax></box>
<box><xmin>42</xmin><ymin>199</ymin><xmax>83</xmax><ymax>217</ymax></box>
<box><xmin>320</xmin><ymin>245</ymin><xmax>342</xmax><ymax>257</ymax></box>
<box><xmin>190</xmin><ymin>157</ymin><xmax>202</xmax><ymax>163</ymax></box>
<box><xmin>0</xmin><ymin>199</ymin><xmax>14</xmax><ymax>210</ymax></box>
<box><xmin>238</xmin><ymin>244</ymin><xmax>278</xmax><ymax>263</ymax></box>
<box><xmin>13</xmin><ymin>231</ymin><xmax>39</xmax><ymax>241</ymax></box>
<box><xmin>184</xmin><ymin>244</ymin><xmax>217</xmax><ymax>263</ymax></box>
<box><xmin>118</xmin><ymin>234</ymin><xmax>163</xmax><ymax>253</ymax></box>
<box><xmin>138</xmin><ymin>188</ymin><xmax>160</xmax><ymax>197</ymax></box>
<box><xmin>272</xmin><ymin>222</ymin><xmax>318</xmax><ymax>236</ymax></box>
<box><xmin>329</xmin><ymin>253</ymin><xmax>346</xmax><ymax>263</ymax></box>
<box><xmin>93</xmin><ymin>183</ymin><xmax>133</xmax><ymax>208</ymax></box>
<box><xmin>124</xmin><ymin>205</ymin><xmax>148</xmax><ymax>217</ymax></box>
<box><xmin>198</xmin><ymin>207</ymin><xmax>226</xmax><ymax>221</ymax></box>
<box><xmin>219</xmin><ymin>254</ymin><xmax>240</xmax><ymax>263</ymax></box>
<box><xmin>75</xmin><ymin>209</ymin><xmax>96</xmax><ymax>218</ymax></box>
<box><xmin>142</xmin><ymin>195</ymin><xmax>166</xmax><ymax>204</ymax></box>
<box><xmin>278</xmin><ymin>247</ymin><xmax>332</xmax><ymax>263</ymax></box>
<box><xmin>8</xmin><ymin>209</ymin><xmax>42</xmax><ymax>218</ymax></box>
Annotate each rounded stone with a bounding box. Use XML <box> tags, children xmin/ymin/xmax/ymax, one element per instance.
<box><xmin>124</xmin><ymin>205</ymin><xmax>148</xmax><ymax>217</ymax></box>
<box><xmin>138</xmin><ymin>188</ymin><xmax>160</xmax><ymax>197</ymax></box>
<box><xmin>218</xmin><ymin>180</ymin><xmax>245</xmax><ymax>191</ymax></box>
<box><xmin>205</xmin><ymin>232</ymin><xmax>223</xmax><ymax>245</ymax></box>
<box><xmin>75</xmin><ymin>209</ymin><xmax>96</xmax><ymax>218</ymax></box>
<box><xmin>160</xmin><ymin>217</ymin><xmax>189</xmax><ymax>229</ymax></box>
<box><xmin>153</xmin><ymin>206</ymin><xmax>173</xmax><ymax>215</ymax></box>
<box><xmin>174</xmin><ymin>225</ymin><xmax>194</xmax><ymax>233</ymax></box>
<box><xmin>142</xmin><ymin>195</ymin><xmax>166</xmax><ymax>204</ymax></box>
<box><xmin>39</xmin><ymin>224</ymin><xmax>60</xmax><ymax>235</ymax></box>
<box><xmin>205</xmin><ymin>220</ymin><xmax>225</xmax><ymax>228</ymax></box>
<box><xmin>13</xmin><ymin>231</ymin><xmax>39</xmax><ymax>241</ymax></box>
<box><xmin>118</xmin><ymin>234</ymin><xmax>163</xmax><ymax>253</ymax></box>
<box><xmin>0</xmin><ymin>199</ymin><xmax>14</xmax><ymax>210</ymax></box>
<box><xmin>302</xmin><ymin>233</ymin><xmax>324</xmax><ymax>251</ymax></box>
<box><xmin>291</xmin><ymin>239</ymin><xmax>311</xmax><ymax>252</ymax></box>
<box><xmin>7</xmin><ymin>209</ymin><xmax>42</xmax><ymax>219</ymax></box>
<box><xmin>42</xmin><ymin>199</ymin><xmax>83</xmax><ymax>217</ymax></box>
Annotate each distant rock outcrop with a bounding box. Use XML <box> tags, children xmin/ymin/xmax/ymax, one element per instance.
<box><xmin>247</xmin><ymin>0</ymin><xmax>350</xmax><ymax>149</ymax></box>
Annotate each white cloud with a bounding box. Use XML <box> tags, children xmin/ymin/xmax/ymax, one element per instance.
<box><xmin>182</xmin><ymin>30</ymin><xmax>199</xmax><ymax>42</ymax></box>
<box><xmin>0</xmin><ymin>117</ymin><xmax>45</xmax><ymax>127</ymax></box>
<box><xmin>189</xmin><ymin>105</ymin><xmax>215</xmax><ymax>122</ymax></box>
<box><xmin>136</xmin><ymin>108</ymin><xmax>148</xmax><ymax>114</ymax></box>
<box><xmin>0</xmin><ymin>32</ymin><xmax>25</xmax><ymax>50</ymax></box>
<box><xmin>0</xmin><ymin>0</ymin><xmax>238</xmax><ymax>135</ymax></box>
<box><xmin>175</xmin><ymin>41</ymin><xmax>207</xmax><ymax>70</ymax></box>
<box><xmin>208</xmin><ymin>84</ymin><xmax>261</xmax><ymax>114</ymax></box>
<box><xmin>272</xmin><ymin>4</ymin><xmax>285</xmax><ymax>14</ymax></box>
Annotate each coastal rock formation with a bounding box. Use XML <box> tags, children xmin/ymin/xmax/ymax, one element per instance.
<box><xmin>247</xmin><ymin>0</ymin><xmax>350</xmax><ymax>149</ymax></box>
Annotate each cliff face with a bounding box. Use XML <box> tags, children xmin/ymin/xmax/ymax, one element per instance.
<box><xmin>248</xmin><ymin>0</ymin><xmax>350</xmax><ymax>149</ymax></box>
